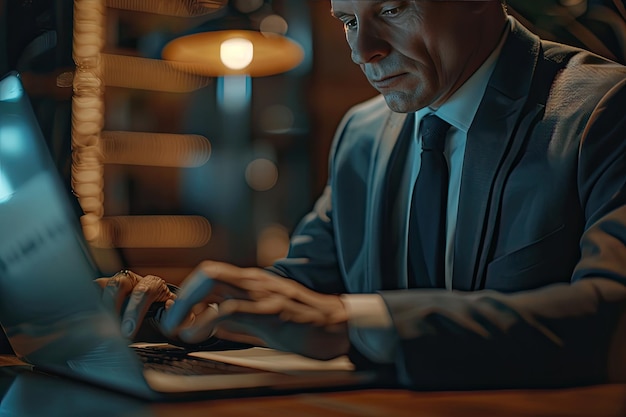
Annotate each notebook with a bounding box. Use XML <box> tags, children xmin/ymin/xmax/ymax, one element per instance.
<box><xmin>0</xmin><ymin>71</ymin><xmax>376</xmax><ymax>400</ymax></box>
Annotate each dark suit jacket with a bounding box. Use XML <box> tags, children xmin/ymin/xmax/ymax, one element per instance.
<box><xmin>272</xmin><ymin>18</ymin><xmax>626</xmax><ymax>389</ymax></box>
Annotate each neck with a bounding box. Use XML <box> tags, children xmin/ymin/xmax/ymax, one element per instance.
<box><xmin>432</xmin><ymin>14</ymin><xmax>508</xmax><ymax>109</ymax></box>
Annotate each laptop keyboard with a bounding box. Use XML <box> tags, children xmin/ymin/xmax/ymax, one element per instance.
<box><xmin>134</xmin><ymin>346</ymin><xmax>265</xmax><ymax>376</ymax></box>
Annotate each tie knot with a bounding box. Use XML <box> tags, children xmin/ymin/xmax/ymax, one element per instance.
<box><xmin>420</xmin><ymin>114</ymin><xmax>450</xmax><ymax>152</ymax></box>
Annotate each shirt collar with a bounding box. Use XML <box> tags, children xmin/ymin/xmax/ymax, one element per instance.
<box><xmin>416</xmin><ymin>18</ymin><xmax>511</xmax><ymax>134</ymax></box>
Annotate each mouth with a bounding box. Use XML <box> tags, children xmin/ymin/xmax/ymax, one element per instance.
<box><xmin>369</xmin><ymin>73</ymin><xmax>406</xmax><ymax>89</ymax></box>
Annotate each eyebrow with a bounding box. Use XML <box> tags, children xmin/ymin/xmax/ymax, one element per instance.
<box><xmin>331</xmin><ymin>8</ymin><xmax>350</xmax><ymax>20</ymax></box>
<box><xmin>330</xmin><ymin>2</ymin><xmax>352</xmax><ymax>19</ymax></box>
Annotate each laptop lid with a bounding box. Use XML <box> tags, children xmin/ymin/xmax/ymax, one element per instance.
<box><xmin>0</xmin><ymin>71</ymin><xmax>156</xmax><ymax>398</ymax></box>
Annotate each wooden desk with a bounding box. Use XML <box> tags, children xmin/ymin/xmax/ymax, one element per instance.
<box><xmin>1</xmin><ymin>354</ymin><xmax>625</xmax><ymax>417</ymax></box>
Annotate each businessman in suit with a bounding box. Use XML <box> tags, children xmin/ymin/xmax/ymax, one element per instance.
<box><xmin>111</xmin><ymin>0</ymin><xmax>626</xmax><ymax>389</ymax></box>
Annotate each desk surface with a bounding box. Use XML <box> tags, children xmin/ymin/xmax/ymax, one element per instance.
<box><xmin>1</xmin><ymin>355</ymin><xmax>625</xmax><ymax>417</ymax></box>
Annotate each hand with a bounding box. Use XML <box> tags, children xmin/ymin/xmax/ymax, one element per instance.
<box><xmin>160</xmin><ymin>261</ymin><xmax>351</xmax><ymax>360</ymax></box>
<box><xmin>95</xmin><ymin>270</ymin><xmax>176</xmax><ymax>339</ymax></box>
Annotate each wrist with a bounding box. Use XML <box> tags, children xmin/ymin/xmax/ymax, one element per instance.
<box><xmin>340</xmin><ymin>294</ymin><xmax>393</xmax><ymax>328</ymax></box>
<box><xmin>323</xmin><ymin>294</ymin><xmax>349</xmax><ymax>325</ymax></box>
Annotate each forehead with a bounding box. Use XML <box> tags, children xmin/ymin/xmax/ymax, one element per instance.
<box><xmin>331</xmin><ymin>0</ymin><xmax>496</xmax><ymax>12</ymax></box>
<box><xmin>331</xmin><ymin>0</ymin><xmax>380</xmax><ymax>11</ymax></box>
<box><xmin>330</xmin><ymin>0</ymin><xmax>385</xmax><ymax>14</ymax></box>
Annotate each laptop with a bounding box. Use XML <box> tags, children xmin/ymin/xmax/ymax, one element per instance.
<box><xmin>0</xmin><ymin>71</ymin><xmax>376</xmax><ymax>400</ymax></box>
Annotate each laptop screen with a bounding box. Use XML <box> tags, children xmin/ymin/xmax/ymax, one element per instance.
<box><xmin>0</xmin><ymin>71</ymin><xmax>101</xmax><ymax>323</ymax></box>
<box><xmin>0</xmin><ymin>72</ymin><xmax>151</xmax><ymax>396</ymax></box>
<box><xmin>0</xmin><ymin>72</ymin><xmax>51</xmax><ymax>201</ymax></box>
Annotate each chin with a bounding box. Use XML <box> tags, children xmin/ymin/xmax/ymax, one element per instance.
<box><xmin>382</xmin><ymin>94</ymin><xmax>424</xmax><ymax>114</ymax></box>
<box><xmin>385</xmin><ymin>95</ymin><xmax>419</xmax><ymax>113</ymax></box>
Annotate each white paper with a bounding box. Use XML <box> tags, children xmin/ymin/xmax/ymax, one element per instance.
<box><xmin>190</xmin><ymin>347</ymin><xmax>355</xmax><ymax>372</ymax></box>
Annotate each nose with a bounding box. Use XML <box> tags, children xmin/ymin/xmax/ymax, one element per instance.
<box><xmin>349</xmin><ymin>26</ymin><xmax>389</xmax><ymax>65</ymax></box>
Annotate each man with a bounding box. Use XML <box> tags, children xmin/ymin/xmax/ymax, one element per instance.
<box><xmin>110</xmin><ymin>0</ymin><xmax>626</xmax><ymax>389</ymax></box>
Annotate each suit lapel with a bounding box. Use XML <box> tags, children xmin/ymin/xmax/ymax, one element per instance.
<box><xmin>452</xmin><ymin>19</ymin><xmax>543</xmax><ymax>290</ymax></box>
<box><xmin>366</xmin><ymin>110</ymin><xmax>409</xmax><ymax>292</ymax></box>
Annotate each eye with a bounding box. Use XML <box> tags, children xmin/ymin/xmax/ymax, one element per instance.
<box><xmin>342</xmin><ymin>17</ymin><xmax>357</xmax><ymax>31</ymax></box>
<box><xmin>381</xmin><ymin>7</ymin><xmax>401</xmax><ymax>17</ymax></box>
<box><xmin>380</xmin><ymin>2</ymin><xmax>406</xmax><ymax>18</ymax></box>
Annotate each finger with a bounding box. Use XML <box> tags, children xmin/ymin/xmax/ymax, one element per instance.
<box><xmin>245</xmin><ymin>277</ymin><xmax>348</xmax><ymax>325</ymax></box>
<box><xmin>197</xmin><ymin>261</ymin><xmax>271</xmax><ymax>299</ymax></box>
<box><xmin>177</xmin><ymin>303</ymin><xmax>219</xmax><ymax>344</ymax></box>
<box><xmin>261</xmin><ymin>277</ymin><xmax>322</xmax><ymax>306</ymax></box>
<box><xmin>120</xmin><ymin>275</ymin><xmax>172</xmax><ymax>339</ymax></box>
<box><xmin>218</xmin><ymin>297</ymin><xmax>329</xmax><ymax>326</ymax></box>
<box><xmin>160</xmin><ymin>269</ymin><xmax>217</xmax><ymax>335</ymax></box>
<box><xmin>159</xmin><ymin>296</ymin><xmax>211</xmax><ymax>332</ymax></box>
<box><xmin>94</xmin><ymin>277</ymin><xmax>111</xmax><ymax>289</ymax></box>
<box><xmin>101</xmin><ymin>270</ymin><xmax>141</xmax><ymax>314</ymax></box>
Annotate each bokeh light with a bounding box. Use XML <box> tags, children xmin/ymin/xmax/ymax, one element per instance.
<box><xmin>245</xmin><ymin>158</ymin><xmax>279</xmax><ymax>191</ymax></box>
<box><xmin>260</xmin><ymin>14</ymin><xmax>289</xmax><ymax>35</ymax></box>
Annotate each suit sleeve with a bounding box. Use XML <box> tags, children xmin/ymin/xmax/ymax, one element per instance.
<box><xmin>268</xmin><ymin>184</ymin><xmax>346</xmax><ymax>294</ymax></box>
<box><xmin>379</xmin><ymin>78</ymin><xmax>626</xmax><ymax>390</ymax></box>
<box><xmin>381</xmin><ymin>277</ymin><xmax>626</xmax><ymax>389</ymax></box>
<box><xmin>267</xmin><ymin>107</ymin><xmax>362</xmax><ymax>295</ymax></box>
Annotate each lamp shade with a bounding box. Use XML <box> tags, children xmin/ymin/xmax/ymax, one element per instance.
<box><xmin>161</xmin><ymin>30</ymin><xmax>304</xmax><ymax>77</ymax></box>
<box><xmin>106</xmin><ymin>0</ymin><xmax>227</xmax><ymax>17</ymax></box>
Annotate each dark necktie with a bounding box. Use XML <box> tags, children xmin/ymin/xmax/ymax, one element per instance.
<box><xmin>408</xmin><ymin>114</ymin><xmax>451</xmax><ymax>288</ymax></box>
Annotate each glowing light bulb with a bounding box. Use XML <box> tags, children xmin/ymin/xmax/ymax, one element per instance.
<box><xmin>220</xmin><ymin>38</ymin><xmax>254</xmax><ymax>70</ymax></box>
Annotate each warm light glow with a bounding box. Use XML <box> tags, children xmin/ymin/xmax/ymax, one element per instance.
<box><xmin>100</xmin><ymin>131</ymin><xmax>211</xmax><ymax>167</ymax></box>
<box><xmin>245</xmin><ymin>158</ymin><xmax>278</xmax><ymax>191</ymax></box>
<box><xmin>106</xmin><ymin>0</ymin><xmax>227</xmax><ymax>16</ymax></box>
<box><xmin>162</xmin><ymin>30</ymin><xmax>304</xmax><ymax>77</ymax></box>
<box><xmin>101</xmin><ymin>54</ymin><xmax>212</xmax><ymax>93</ymax></box>
<box><xmin>88</xmin><ymin>216</ymin><xmax>212</xmax><ymax>248</ymax></box>
<box><xmin>72</xmin><ymin>0</ymin><xmax>213</xmax><ymax>249</ymax></box>
<box><xmin>256</xmin><ymin>224</ymin><xmax>290</xmax><ymax>267</ymax></box>
<box><xmin>220</xmin><ymin>38</ymin><xmax>254</xmax><ymax>70</ymax></box>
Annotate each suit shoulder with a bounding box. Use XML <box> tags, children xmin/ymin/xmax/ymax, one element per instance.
<box><xmin>540</xmin><ymin>42</ymin><xmax>626</xmax><ymax>117</ymax></box>
<box><xmin>329</xmin><ymin>94</ymin><xmax>400</xmax><ymax>166</ymax></box>
<box><xmin>543</xmin><ymin>41</ymin><xmax>626</xmax><ymax>91</ymax></box>
<box><xmin>343</xmin><ymin>94</ymin><xmax>392</xmax><ymax>125</ymax></box>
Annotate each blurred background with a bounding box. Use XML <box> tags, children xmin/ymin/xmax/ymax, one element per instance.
<box><xmin>1</xmin><ymin>0</ymin><xmax>625</xmax><ymax>284</ymax></box>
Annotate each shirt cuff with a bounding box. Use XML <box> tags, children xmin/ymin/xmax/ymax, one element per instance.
<box><xmin>340</xmin><ymin>294</ymin><xmax>393</xmax><ymax>329</ymax></box>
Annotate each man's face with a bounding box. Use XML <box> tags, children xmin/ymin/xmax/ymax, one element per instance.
<box><xmin>330</xmin><ymin>1</ymin><xmax>501</xmax><ymax>113</ymax></box>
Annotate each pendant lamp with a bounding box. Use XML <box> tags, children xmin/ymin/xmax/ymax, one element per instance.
<box><xmin>160</xmin><ymin>1</ymin><xmax>304</xmax><ymax>77</ymax></box>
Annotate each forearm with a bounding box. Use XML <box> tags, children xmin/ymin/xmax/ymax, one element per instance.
<box><xmin>380</xmin><ymin>278</ymin><xmax>626</xmax><ymax>389</ymax></box>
